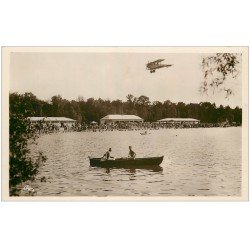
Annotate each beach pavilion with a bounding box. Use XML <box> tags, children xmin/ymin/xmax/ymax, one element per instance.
<box><xmin>28</xmin><ymin>117</ymin><xmax>76</xmax><ymax>127</ymax></box>
<box><xmin>100</xmin><ymin>115</ymin><xmax>143</xmax><ymax>125</ymax></box>
<box><xmin>157</xmin><ymin>118</ymin><xmax>200</xmax><ymax>125</ymax></box>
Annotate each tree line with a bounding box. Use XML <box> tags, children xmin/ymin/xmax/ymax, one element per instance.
<box><xmin>10</xmin><ymin>92</ymin><xmax>242</xmax><ymax>124</ymax></box>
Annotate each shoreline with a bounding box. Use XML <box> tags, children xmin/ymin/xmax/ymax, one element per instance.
<box><xmin>34</xmin><ymin>125</ymin><xmax>241</xmax><ymax>135</ymax></box>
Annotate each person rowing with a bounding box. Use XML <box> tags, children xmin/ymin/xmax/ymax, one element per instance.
<box><xmin>102</xmin><ymin>148</ymin><xmax>114</xmax><ymax>160</ymax></box>
<box><xmin>128</xmin><ymin>146</ymin><xmax>136</xmax><ymax>159</ymax></box>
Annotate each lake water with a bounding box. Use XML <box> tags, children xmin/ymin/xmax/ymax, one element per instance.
<box><xmin>29</xmin><ymin>127</ymin><xmax>242</xmax><ymax>197</ymax></box>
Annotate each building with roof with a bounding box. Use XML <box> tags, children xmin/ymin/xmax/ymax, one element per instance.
<box><xmin>157</xmin><ymin>118</ymin><xmax>200</xmax><ymax>124</ymax></box>
<box><xmin>28</xmin><ymin>117</ymin><xmax>76</xmax><ymax>126</ymax></box>
<box><xmin>100</xmin><ymin>115</ymin><xmax>143</xmax><ymax>125</ymax></box>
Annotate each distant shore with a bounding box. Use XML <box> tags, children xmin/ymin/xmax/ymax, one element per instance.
<box><xmin>33</xmin><ymin>122</ymin><xmax>241</xmax><ymax>134</ymax></box>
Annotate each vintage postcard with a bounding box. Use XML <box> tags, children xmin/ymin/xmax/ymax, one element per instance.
<box><xmin>2</xmin><ymin>47</ymin><xmax>248</xmax><ymax>201</ymax></box>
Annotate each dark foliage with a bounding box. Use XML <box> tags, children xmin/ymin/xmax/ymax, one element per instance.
<box><xmin>9</xmin><ymin>93</ymin><xmax>47</xmax><ymax>194</ymax></box>
<box><xmin>201</xmin><ymin>53</ymin><xmax>241</xmax><ymax>97</ymax></box>
<box><xmin>10</xmin><ymin>92</ymin><xmax>242</xmax><ymax>125</ymax></box>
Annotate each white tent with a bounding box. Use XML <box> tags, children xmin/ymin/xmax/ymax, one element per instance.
<box><xmin>28</xmin><ymin>117</ymin><xmax>76</xmax><ymax>123</ymax></box>
<box><xmin>100</xmin><ymin>115</ymin><xmax>143</xmax><ymax>124</ymax></box>
<box><xmin>158</xmin><ymin>118</ymin><xmax>200</xmax><ymax>124</ymax></box>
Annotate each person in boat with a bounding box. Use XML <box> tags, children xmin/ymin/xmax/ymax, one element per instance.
<box><xmin>128</xmin><ymin>146</ymin><xmax>136</xmax><ymax>159</ymax></box>
<box><xmin>102</xmin><ymin>148</ymin><xmax>113</xmax><ymax>160</ymax></box>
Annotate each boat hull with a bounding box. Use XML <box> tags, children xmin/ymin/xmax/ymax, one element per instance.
<box><xmin>89</xmin><ymin>156</ymin><xmax>164</xmax><ymax>169</ymax></box>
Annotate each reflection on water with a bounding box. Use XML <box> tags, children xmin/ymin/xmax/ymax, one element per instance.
<box><xmin>103</xmin><ymin>166</ymin><xmax>162</xmax><ymax>174</ymax></box>
<box><xmin>29</xmin><ymin>127</ymin><xmax>241</xmax><ymax>196</ymax></box>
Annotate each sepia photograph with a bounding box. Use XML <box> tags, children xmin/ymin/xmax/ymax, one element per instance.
<box><xmin>1</xmin><ymin>1</ymin><xmax>250</xmax><ymax>250</ymax></box>
<box><xmin>2</xmin><ymin>47</ymin><xmax>248</xmax><ymax>200</ymax></box>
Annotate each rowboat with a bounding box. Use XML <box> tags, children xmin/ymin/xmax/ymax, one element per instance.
<box><xmin>89</xmin><ymin>156</ymin><xmax>164</xmax><ymax>170</ymax></box>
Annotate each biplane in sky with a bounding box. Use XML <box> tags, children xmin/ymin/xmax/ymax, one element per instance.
<box><xmin>146</xmin><ymin>59</ymin><xmax>173</xmax><ymax>73</ymax></box>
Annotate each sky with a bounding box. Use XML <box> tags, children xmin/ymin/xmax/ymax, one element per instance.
<box><xmin>10</xmin><ymin>52</ymin><xmax>242</xmax><ymax>108</ymax></box>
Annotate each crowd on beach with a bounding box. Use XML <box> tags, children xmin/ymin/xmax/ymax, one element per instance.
<box><xmin>31</xmin><ymin>120</ymin><xmax>241</xmax><ymax>134</ymax></box>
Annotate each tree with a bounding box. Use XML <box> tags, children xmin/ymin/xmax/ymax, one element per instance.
<box><xmin>233</xmin><ymin>106</ymin><xmax>242</xmax><ymax>124</ymax></box>
<box><xmin>10</xmin><ymin>92</ymin><xmax>242</xmax><ymax>127</ymax></box>
<box><xmin>126</xmin><ymin>94</ymin><xmax>135</xmax><ymax>104</ymax></box>
<box><xmin>51</xmin><ymin>95</ymin><xmax>64</xmax><ymax>116</ymax></box>
<box><xmin>135</xmin><ymin>95</ymin><xmax>151</xmax><ymax>120</ymax></box>
<box><xmin>199</xmin><ymin>102</ymin><xmax>217</xmax><ymax>123</ymax></box>
<box><xmin>42</xmin><ymin>102</ymin><xmax>53</xmax><ymax>116</ymax></box>
<box><xmin>111</xmin><ymin>99</ymin><xmax>123</xmax><ymax>114</ymax></box>
<box><xmin>186</xmin><ymin>103</ymin><xmax>200</xmax><ymax>120</ymax></box>
<box><xmin>136</xmin><ymin>95</ymin><xmax>150</xmax><ymax>106</ymax></box>
<box><xmin>125</xmin><ymin>94</ymin><xmax>137</xmax><ymax>115</ymax></box>
<box><xmin>162</xmin><ymin>100</ymin><xmax>177</xmax><ymax>118</ymax></box>
<box><xmin>176</xmin><ymin>102</ymin><xmax>187</xmax><ymax>118</ymax></box>
<box><xmin>9</xmin><ymin>93</ymin><xmax>46</xmax><ymax>195</ymax></box>
<box><xmin>150</xmin><ymin>101</ymin><xmax>163</xmax><ymax>121</ymax></box>
<box><xmin>201</xmin><ymin>53</ymin><xmax>241</xmax><ymax>97</ymax></box>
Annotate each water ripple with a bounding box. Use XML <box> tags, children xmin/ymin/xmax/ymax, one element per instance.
<box><xmin>29</xmin><ymin>127</ymin><xmax>242</xmax><ymax>197</ymax></box>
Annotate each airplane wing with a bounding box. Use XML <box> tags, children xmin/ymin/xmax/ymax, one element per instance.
<box><xmin>156</xmin><ymin>64</ymin><xmax>173</xmax><ymax>69</ymax></box>
<box><xmin>147</xmin><ymin>59</ymin><xmax>165</xmax><ymax>65</ymax></box>
<box><xmin>153</xmin><ymin>59</ymin><xmax>165</xmax><ymax>63</ymax></box>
